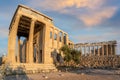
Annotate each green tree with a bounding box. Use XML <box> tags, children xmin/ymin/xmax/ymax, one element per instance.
<box><xmin>71</xmin><ymin>49</ymin><xmax>81</xmax><ymax>64</ymax></box>
<box><xmin>60</xmin><ymin>45</ymin><xmax>72</xmax><ymax>62</ymax></box>
<box><xmin>60</xmin><ymin>45</ymin><xmax>82</xmax><ymax>65</ymax></box>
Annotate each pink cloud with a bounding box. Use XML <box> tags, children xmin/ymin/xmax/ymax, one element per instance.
<box><xmin>28</xmin><ymin>0</ymin><xmax>118</xmax><ymax>27</ymax></box>
<box><xmin>29</xmin><ymin>0</ymin><xmax>104</xmax><ymax>11</ymax></box>
<box><xmin>79</xmin><ymin>7</ymin><xmax>117</xmax><ymax>26</ymax></box>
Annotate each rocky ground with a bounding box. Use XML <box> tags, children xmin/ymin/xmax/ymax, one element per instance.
<box><xmin>2</xmin><ymin>69</ymin><xmax>120</xmax><ymax>80</ymax></box>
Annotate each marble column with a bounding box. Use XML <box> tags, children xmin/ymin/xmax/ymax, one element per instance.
<box><xmin>89</xmin><ymin>46</ymin><xmax>91</xmax><ymax>56</ymax></box>
<box><xmin>80</xmin><ymin>46</ymin><xmax>82</xmax><ymax>55</ymax></box>
<box><xmin>97</xmin><ymin>46</ymin><xmax>100</xmax><ymax>56</ymax></box>
<box><xmin>66</xmin><ymin>34</ymin><xmax>69</xmax><ymax>45</ymax></box>
<box><xmin>57</xmin><ymin>31</ymin><xmax>59</xmax><ymax>48</ymax></box>
<box><xmin>84</xmin><ymin>46</ymin><xmax>86</xmax><ymax>56</ymax></box>
<box><xmin>17</xmin><ymin>36</ymin><xmax>20</xmax><ymax>63</ymax></box>
<box><xmin>36</xmin><ymin>34</ymin><xmax>39</xmax><ymax>63</ymax></box>
<box><xmin>113</xmin><ymin>44</ymin><xmax>116</xmax><ymax>55</ymax></box>
<box><xmin>28</xmin><ymin>19</ymin><xmax>35</xmax><ymax>63</ymax></box>
<box><xmin>52</xmin><ymin>28</ymin><xmax>55</xmax><ymax>48</ymax></box>
<box><xmin>26</xmin><ymin>39</ymin><xmax>29</xmax><ymax>63</ymax></box>
<box><xmin>8</xmin><ymin>14</ymin><xmax>21</xmax><ymax>63</ymax></box>
<box><xmin>106</xmin><ymin>45</ymin><xmax>108</xmax><ymax>56</ymax></box>
<box><xmin>102</xmin><ymin>45</ymin><xmax>104</xmax><ymax>56</ymax></box>
<box><xmin>94</xmin><ymin>46</ymin><xmax>96</xmax><ymax>55</ymax></box>
<box><xmin>111</xmin><ymin>44</ymin><xmax>113</xmax><ymax>55</ymax></box>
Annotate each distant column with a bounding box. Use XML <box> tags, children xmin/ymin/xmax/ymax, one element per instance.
<box><xmin>94</xmin><ymin>46</ymin><xmax>96</xmax><ymax>56</ymax></box>
<box><xmin>106</xmin><ymin>45</ymin><xmax>108</xmax><ymax>56</ymax></box>
<box><xmin>84</xmin><ymin>46</ymin><xmax>86</xmax><ymax>56</ymax></box>
<box><xmin>113</xmin><ymin>44</ymin><xmax>116</xmax><ymax>55</ymax></box>
<box><xmin>97</xmin><ymin>46</ymin><xmax>100</xmax><ymax>56</ymax></box>
<box><xmin>102</xmin><ymin>45</ymin><xmax>104</xmax><ymax>56</ymax></box>
<box><xmin>89</xmin><ymin>46</ymin><xmax>91</xmax><ymax>56</ymax></box>
<box><xmin>28</xmin><ymin>19</ymin><xmax>35</xmax><ymax>63</ymax></box>
<box><xmin>80</xmin><ymin>46</ymin><xmax>82</xmax><ymax>55</ymax></box>
<box><xmin>111</xmin><ymin>44</ymin><xmax>113</xmax><ymax>55</ymax></box>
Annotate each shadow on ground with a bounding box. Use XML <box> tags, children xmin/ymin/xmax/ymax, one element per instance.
<box><xmin>4</xmin><ymin>66</ymin><xmax>30</xmax><ymax>80</ymax></box>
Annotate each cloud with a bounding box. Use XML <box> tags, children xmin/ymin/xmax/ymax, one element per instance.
<box><xmin>79</xmin><ymin>7</ymin><xmax>117</xmax><ymax>26</ymax></box>
<box><xmin>28</xmin><ymin>0</ymin><xmax>118</xmax><ymax>27</ymax></box>
<box><xmin>30</xmin><ymin>0</ymin><xmax>104</xmax><ymax>11</ymax></box>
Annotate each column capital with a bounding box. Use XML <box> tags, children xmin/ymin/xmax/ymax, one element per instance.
<box><xmin>31</xmin><ymin>18</ymin><xmax>36</xmax><ymax>21</ymax></box>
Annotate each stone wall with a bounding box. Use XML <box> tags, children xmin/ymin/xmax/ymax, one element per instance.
<box><xmin>78</xmin><ymin>55</ymin><xmax>120</xmax><ymax>69</ymax></box>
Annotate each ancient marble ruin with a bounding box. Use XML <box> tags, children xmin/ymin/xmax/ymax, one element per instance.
<box><xmin>6</xmin><ymin>5</ymin><xmax>73</xmax><ymax>72</ymax></box>
<box><xmin>74</xmin><ymin>41</ymin><xmax>117</xmax><ymax>56</ymax></box>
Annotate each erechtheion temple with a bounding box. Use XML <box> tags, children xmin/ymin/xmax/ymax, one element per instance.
<box><xmin>6</xmin><ymin>5</ymin><xmax>72</xmax><ymax>72</ymax></box>
<box><xmin>74</xmin><ymin>41</ymin><xmax>117</xmax><ymax>56</ymax></box>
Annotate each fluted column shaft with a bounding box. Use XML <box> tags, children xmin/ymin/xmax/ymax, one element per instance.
<box><xmin>28</xmin><ymin>19</ymin><xmax>35</xmax><ymax>63</ymax></box>
<box><xmin>102</xmin><ymin>45</ymin><xmax>104</xmax><ymax>56</ymax></box>
<box><xmin>17</xmin><ymin>36</ymin><xmax>20</xmax><ymax>63</ymax></box>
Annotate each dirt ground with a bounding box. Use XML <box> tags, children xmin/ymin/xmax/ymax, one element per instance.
<box><xmin>4</xmin><ymin>69</ymin><xmax>120</xmax><ymax>80</ymax></box>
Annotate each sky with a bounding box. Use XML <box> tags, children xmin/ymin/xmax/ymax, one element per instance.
<box><xmin>0</xmin><ymin>0</ymin><xmax>120</xmax><ymax>56</ymax></box>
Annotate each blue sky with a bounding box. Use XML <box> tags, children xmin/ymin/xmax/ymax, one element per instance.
<box><xmin>0</xmin><ymin>0</ymin><xmax>120</xmax><ymax>55</ymax></box>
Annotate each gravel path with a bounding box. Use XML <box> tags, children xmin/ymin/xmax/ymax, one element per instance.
<box><xmin>4</xmin><ymin>69</ymin><xmax>120</xmax><ymax>80</ymax></box>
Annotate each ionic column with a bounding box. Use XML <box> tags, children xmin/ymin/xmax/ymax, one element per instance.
<box><xmin>86</xmin><ymin>46</ymin><xmax>88</xmax><ymax>54</ymax></box>
<box><xmin>84</xmin><ymin>46</ymin><xmax>86</xmax><ymax>56</ymax></box>
<box><xmin>89</xmin><ymin>46</ymin><xmax>91</xmax><ymax>56</ymax></box>
<box><xmin>80</xmin><ymin>46</ymin><xmax>82</xmax><ymax>52</ymax></box>
<box><xmin>28</xmin><ymin>19</ymin><xmax>35</xmax><ymax>63</ymax></box>
<box><xmin>97</xmin><ymin>46</ymin><xmax>100</xmax><ymax>56</ymax></box>
<box><xmin>17</xmin><ymin>36</ymin><xmax>20</xmax><ymax>63</ymax></box>
<box><xmin>57</xmin><ymin>31</ymin><xmax>59</xmax><ymax>48</ymax></box>
<box><xmin>66</xmin><ymin>34</ymin><xmax>69</xmax><ymax>45</ymax></box>
<box><xmin>36</xmin><ymin>35</ymin><xmax>39</xmax><ymax>63</ymax></box>
<box><xmin>106</xmin><ymin>45</ymin><xmax>108</xmax><ymax>56</ymax></box>
<box><xmin>93</xmin><ymin>46</ymin><xmax>96</xmax><ymax>56</ymax></box>
<box><xmin>52</xmin><ymin>28</ymin><xmax>55</xmax><ymax>48</ymax></box>
<box><xmin>113</xmin><ymin>44</ymin><xmax>116</xmax><ymax>55</ymax></box>
<box><xmin>26</xmin><ymin>39</ymin><xmax>29</xmax><ymax>63</ymax></box>
<box><xmin>8</xmin><ymin>14</ymin><xmax>21</xmax><ymax>63</ymax></box>
<box><xmin>102</xmin><ymin>45</ymin><xmax>104</xmax><ymax>56</ymax></box>
<box><xmin>111</xmin><ymin>44</ymin><xmax>113</xmax><ymax>55</ymax></box>
<box><xmin>36</xmin><ymin>46</ymin><xmax>38</xmax><ymax>63</ymax></box>
<box><xmin>80</xmin><ymin>46</ymin><xmax>82</xmax><ymax>55</ymax></box>
<box><xmin>62</xmin><ymin>33</ymin><xmax>65</xmax><ymax>45</ymax></box>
